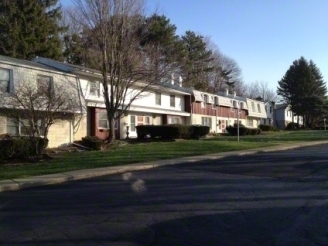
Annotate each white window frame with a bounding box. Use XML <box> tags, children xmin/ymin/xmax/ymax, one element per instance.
<box><xmin>89</xmin><ymin>81</ymin><xmax>100</xmax><ymax>97</ymax></box>
<box><xmin>170</xmin><ymin>117</ymin><xmax>180</xmax><ymax>124</ymax></box>
<box><xmin>0</xmin><ymin>67</ymin><xmax>12</xmax><ymax>93</ymax></box>
<box><xmin>130</xmin><ymin>115</ymin><xmax>136</xmax><ymax>131</ymax></box>
<box><xmin>98</xmin><ymin>111</ymin><xmax>118</xmax><ymax>129</ymax></box>
<box><xmin>247</xmin><ymin>118</ymin><xmax>253</xmax><ymax>127</ymax></box>
<box><xmin>201</xmin><ymin>117</ymin><xmax>212</xmax><ymax>128</ymax></box>
<box><xmin>6</xmin><ymin>117</ymin><xmax>44</xmax><ymax>136</ymax></box>
<box><xmin>37</xmin><ymin>75</ymin><xmax>53</xmax><ymax>95</ymax></box>
<box><xmin>170</xmin><ymin>95</ymin><xmax>175</xmax><ymax>107</ymax></box>
<box><xmin>257</xmin><ymin>104</ymin><xmax>261</xmax><ymax>113</ymax></box>
<box><xmin>251</xmin><ymin>102</ymin><xmax>255</xmax><ymax>112</ymax></box>
<box><xmin>155</xmin><ymin>92</ymin><xmax>161</xmax><ymax>105</ymax></box>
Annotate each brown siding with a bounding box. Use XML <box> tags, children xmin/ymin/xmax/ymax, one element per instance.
<box><xmin>184</xmin><ymin>95</ymin><xmax>191</xmax><ymax>112</ymax></box>
<box><xmin>192</xmin><ymin>102</ymin><xmax>218</xmax><ymax>116</ymax></box>
<box><xmin>91</xmin><ymin>108</ymin><xmax>120</xmax><ymax>140</ymax></box>
<box><xmin>192</xmin><ymin>102</ymin><xmax>247</xmax><ymax>119</ymax></box>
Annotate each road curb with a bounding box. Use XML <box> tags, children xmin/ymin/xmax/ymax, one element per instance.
<box><xmin>1</xmin><ymin>140</ymin><xmax>327</xmax><ymax>192</ymax></box>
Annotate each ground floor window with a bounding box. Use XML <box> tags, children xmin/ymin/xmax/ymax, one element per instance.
<box><xmin>130</xmin><ymin>115</ymin><xmax>136</xmax><ymax>131</ymax></box>
<box><xmin>202</xmin><ymin>117</ymin><xmax>212</xmax><ymax>128</ymax></box>
<box><xmin>247</xmin><ymin>118</ymin><xmax>253</xmax><ymax>127</ymax></box>
<box><xmin>6</xmin><ymin>117</ymin><xmax>44</xmax><ymax>136</ymax></box>
<box><xmin>170</xmin><ymin>117</ymin><xmax>179</xmax><ymax>124</ymax></box>
<box><xmin>98</xmin><ymin>112</ymin><xmax>118</xmax><ymax>129</ymax></box>
<box><xmin>234</xmin><ymin>120</ymin><xmax>242</xmax><ymax>125</ymax></box>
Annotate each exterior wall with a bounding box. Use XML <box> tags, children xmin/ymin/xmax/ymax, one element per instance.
<box><xmin>47</xmin><ymin>120</ymin><xmax>72</xmax><ymax>148</ymax></box>
<box><xmin>79</xmin><ymin>78</ymin><xmax>187</xmax><ymax>113</ymax></box>
<box><xmin>0</xmin><ymin>114</ymin><xmax>6</xmax><ymax>135</ymax></box>
<box><xmin>274</xmin><ymin>106</ymin><xmax>304</xmax><ymax>129</ymax></box>
<box><xmin>246</xmin><ymin>117</ymin><xmax>261</xmax><ymax>128</ymax></box>
<box><xmin>0</xmin><ymin>58</ymin><xmax>85</xmax><ymax>147</ymax></box>
<box><xmin>73</xmin><ymin>114</ymin><xmax>87</xmax><ymax>142</ymax></box>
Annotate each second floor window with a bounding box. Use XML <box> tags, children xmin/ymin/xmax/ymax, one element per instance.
<box><xmin>251</xmin><ymin>102</ymin><xmax>255</xmax><ymax>112</ymax></box>
<box><xmin>0</xmin><ymin>68</ymin><xmax>11</xmax><ymax>93</ymax></box>
<box><xmin>155</xmin><ymin>93</ymin><xmax>161</xmax><ymax>105</ymax></box>
<box><xmin>37</xmin><ymin>75</ymin><xmax>53</xmax><ymax>95</ymax></box>
<box><xmin>257</xmin><ymin>104</ymin><xmax>261</xmax><ymax>113</ymax></box>
<box><xmin>170</xmin><ymin>95</ymin><xmax>175</xmax><ymax>107</ymax></box>
<box><xmin>89</xmin><ymin>81</ymin><xmax>100</xmax><ymax>97</ymax></box>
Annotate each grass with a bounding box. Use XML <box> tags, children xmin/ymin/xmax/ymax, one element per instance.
<box><xmin>0</xmin><ymin>130</ymin><xmax>327</xmax><ymax>180</ymax></box>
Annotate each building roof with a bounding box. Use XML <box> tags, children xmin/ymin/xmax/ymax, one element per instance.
<box><xmin>0</xmin><ymin>55</ymin><xmax>61</xmax><ymax>72</ymax></box>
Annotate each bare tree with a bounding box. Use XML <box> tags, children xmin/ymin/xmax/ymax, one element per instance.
<box><xmin>243</xmin><ymin>81</ymin><xmax>278</xmax><ymax>102</ymax></box>
<box><xmin>0</xmin><ymin>81</ymin><xmax>80</xmax><ymax>155</ymax></box>
<box><xmin>72</xmin><ymin>0</ymin><xmax>174</xmax><ymax>143</ymax></box>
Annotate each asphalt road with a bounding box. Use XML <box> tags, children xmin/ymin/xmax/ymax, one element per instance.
<box><xmin>1</xmin><ymin>144</ymin><xmax>328</xmax><ymax>246</ymax></box>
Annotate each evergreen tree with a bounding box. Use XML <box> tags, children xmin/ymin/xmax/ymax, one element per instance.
<box><xmin>180</xmin><ymin>31</ymin><xmax>214</xmax><ymax>90</ymax></box>
<box><xmin>277</xmin><ymin>57</ymin><xmax>327</xmax><ymax>127</ymax></box>
<box><xmin>139</xmin><ymin>14</ymin><xmax>184</xmax><ymax>82</ymax></box>
<box><xmin>0</xmin><ymin>0</ymin><xmax>65</xmax><ymax>60</ymax></box>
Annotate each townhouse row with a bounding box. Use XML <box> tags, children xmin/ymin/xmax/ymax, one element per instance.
<box><xmin>0</xmin><ymin>55</ymin><xmax>299</xmax><ymax>148</ymax></box>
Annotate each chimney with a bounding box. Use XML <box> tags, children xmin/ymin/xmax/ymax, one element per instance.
<box><xmin>179</xmin><ymin>76</ymin><xmax>183</xmax><ymax>87</ymax></box>
<box><xmin>225</xmin><ymin>88</ymin><xmax>229</xmax><ymax>96</ymax></box>
<box><xmin>171</xmin><ymin>73</ymin><xmax>175</xmax><ymax>85</ymax></box>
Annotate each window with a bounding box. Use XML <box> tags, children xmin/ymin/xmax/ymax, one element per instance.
<box><xmin>98</xmin><ymin>112</ymin><xmax>118</xmax><ymax>129</ymax></box>
<box><xmin>37</xmin><ymin>75</ymin><xmax>53</xmax><ymax>95</ymax></box>
<box><xmin>251</xmin><ymin>102</ymin><xmax>255</xmax><ymax>112</ymax></box>
<box><xmin>170</xmin><ymin>117</ymin><xmax>179</xmax><ymax>124</ymax></box>
<box><xmin>145</xmin><ymin>116</ymin><xmax>150</xmax><ymax>125</ymax></box>
<box><xmin>130</xmin><ymin>115</ymin><xmax>136</xmax><ymax>131</ymax></box>
<box><xmin>6</xmin><ymin>118</ymin><xmax>18</xmax><ymax>135</ymax></box>
<box><xmin>214</xmin><ymin>97</ymin><xmax>219</xmax><ymax>106</ymax></box>
<box><xmin>203</xmin><ymin>94</ymin><xmax>208</xmax><ymax>103</ymax></box>
<box><xmin>6</xmin><ymin>117</ymin><xmax>44</xmax><ymax>136</ymax></box>
<box><xmin>201</xmin><ymin>117</ymin><xmax>212</xmax><ymax>128</ymax></box>
<box><xmin>234</xmin><ymin>120</ymin><xmax>242</xmax><ymax>125</ymax></box>
<box><xmin>155</xmin><ymin>93</ymin><xmax>161</xmax><ymax>105</ymax></box>
<box><xmin>170</xmin><ymin>95</ymin><xmax>175</xmax><ymax>107</ymax></box>
<box><xmin>0</xmin><ymin>68</ymin><xmax>11</xmax><ymax>93</ymax></box>
<box><xmin>257</xmin><ymin>104</ymin><xmax>261</xmax><ymax>113</ymax></box>
<box><xmin>270</xmin><ymin>106</ymin><xmax>272</xmax><ymax>113</ymax></box>
<box><xmin>247</xmin><ymin>118</ymin><xmax>253</xmax><ymax>127</ymax></box>
<box><xmin>89</xmin><ymin>81</ymin><xmax>100</xmax><ymax>97</ymax></box>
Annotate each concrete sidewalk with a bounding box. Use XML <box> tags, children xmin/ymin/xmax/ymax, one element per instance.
<box><xmin>1</xmin><ymin>140</ymin><xmax>327</xmax><ymax>193</ymax></box>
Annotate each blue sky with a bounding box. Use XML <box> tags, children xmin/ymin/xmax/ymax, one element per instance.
<box><xmin>60</xmin><ymin>0</ymin><xmax>328</xmax><ymax>91</ymax></box>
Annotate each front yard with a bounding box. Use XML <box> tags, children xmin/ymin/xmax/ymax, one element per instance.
<box><xmin>1</xmin><ymin>130</ymin><xmax>327</xmax><ymax>180</ymax></box>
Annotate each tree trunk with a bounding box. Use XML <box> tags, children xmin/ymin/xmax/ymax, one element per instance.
<box><xmin>109</xmin><ymin>118</ymin><xmax>115</xmax><ymax>143</ymax></box>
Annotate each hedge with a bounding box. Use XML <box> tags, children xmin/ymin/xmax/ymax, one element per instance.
<box><xmin>226</xmin><ymin>126</ymin><xmax>261</xmax><ymax>136</ymax></box>
<box><xmin>0</xmin><ymin>136</ymin><xmax>48</xmax><ymax>160</ymax></box>
<box><xmin>136</xmin><ymin>124</ymin><xmax>210</xmax><ymax>140</ymax></box>
<box><xmin>259</xmin><ymin>124</ymin><xmax>275</xmax><ymax>131</ymax></box>
<box><xmin>286</xmin><ymin>122</ymin><xmax>300</xmax><ymax>130</ymax></box>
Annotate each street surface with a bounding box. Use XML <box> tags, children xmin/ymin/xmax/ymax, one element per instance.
<box><xmin>1</xmin><ymin>144</ymin><xmax>328</xmax><ymax>245</ymax></box>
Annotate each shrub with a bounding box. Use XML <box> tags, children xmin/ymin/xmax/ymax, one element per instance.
<box><xmin>81</xmin><ymin>136</ymin><xmax>103</xmax><ymax>150</ymax></box>
<box><xmin>0</xmin><ymin>136</ymin><xmax>48</xmax><ymax>160</ymax></box>
<box><xmin>259</xmin><ymin>124</ymin><xmax>275</xmax><ymax>131</ymax></box>
<box><xmin>226</xmin><ymin>126</ymin><xmax>249</xmax><ymax>136</ymax></box>
<box><xmin>190</xmin><ymin>125</ymin><xmax>210</xmax><ymax>139</ymax></box>
<box><xmin>136</xmin><ymin>124</ymin><xmax>210</xmax><ymax>140</ymax></box>
<box><xmin>286</xmin><ymin>122</ymin><xmax>300</xmax><ymax>130</ymax></box>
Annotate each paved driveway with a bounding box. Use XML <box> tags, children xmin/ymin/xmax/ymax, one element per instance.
<box><xmin>1</xmin><ymin>144</ymin><xmax>328</xmax><ymax>245</ymax></box>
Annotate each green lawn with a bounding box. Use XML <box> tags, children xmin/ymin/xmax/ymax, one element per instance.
<box><xmin>0</xmin><ymin>130</ymin><xmax>327</xmax><ymax>180</ymax></box>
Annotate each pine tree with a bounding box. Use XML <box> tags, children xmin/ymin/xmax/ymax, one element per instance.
<box><xmin>0</xmin><ymin>0</ymin><xmax>65</xmax><ymax>60</ymax></box>
<box><xmin>277</xmin><ymin>57</ymin><xmax>327</xmax><ymax>127</ymax></box>
<box><xmin>180</xmin><ymin>31</ymin><xmax>214</xmax><ymax>90</ymax></box>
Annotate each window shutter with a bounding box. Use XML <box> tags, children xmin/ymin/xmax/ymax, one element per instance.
<box><xmin>9</xmin><ymin>69</ymin><xmax>14</xmax><ymax>94</ymax></box>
